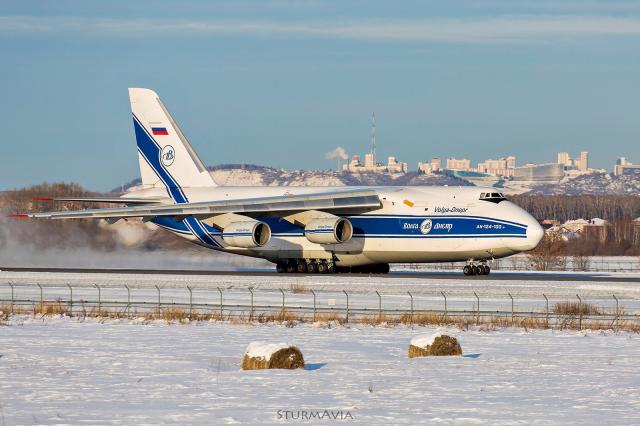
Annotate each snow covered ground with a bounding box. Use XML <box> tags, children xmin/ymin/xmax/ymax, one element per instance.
<box><xmin>1</xmin><ymin>317</ymin><xmax>639</xmax><ymax>425</ymax></box>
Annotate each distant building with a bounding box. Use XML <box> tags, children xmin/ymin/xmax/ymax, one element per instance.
<box><xmin>342</xmin><ymin>112</ymin><xmax>407</xmax><ymax>174</ymax></box>
<box><xmin>445</xmin><ymin>157</ymin><xmax>471</xmax><ymax>171</ymax></box>
<box><xmin>477</xmin><ymin>156</ymin><xmax>516</xmax><ymax>177</ymax></box>
<box><xmin>417</xmin><ymin>157</ymin><xmax>442</xmax><ymax>175</ymax></box>
<box><xmin>386</xmin><ymin>156</ymin><xmax>408</xmax><ymax>173</ymax></box>
<box><xmin>578</xmin><ymin>151</ymin><xmax>589</xmax><ymax>171</ymax></box>
<box><xmin>513</xmin><ymin>163</ymin><xmax>564</xmax><ymax>181</ymax></box>
<box><xmin>343</xmin><ymin>153</ymin><xmax>407</xmax><ymax>174</ymax></box>
<box><xmin>557</xmin><ymin>151</ymin><xmax>589</xmax><ymax>172</ymax></box>
<box><xmin>557</xmin><ymin>152</ymin><xmax>570</xmax><ymax>166</ymax></box>
<box><xmin>547</xmin><ymin>218</ymin><xmax>608</xmax><ymax>242</ymax></box>
<box><xmin>614</xmin><ymin>157</ymin><xmax>640</xmax><ymax>176</ymax></box>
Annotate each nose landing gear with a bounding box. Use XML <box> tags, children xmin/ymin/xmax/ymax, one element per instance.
<box><xmin>463</xmin><ymin>262</ymin><xmax>491</xmax><ymax>276</ymax></box>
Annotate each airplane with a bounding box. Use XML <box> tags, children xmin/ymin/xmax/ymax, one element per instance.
<box><xmin>11</xmin><ymin>88</ymin><xmax>544</xmax><ymax>275</ymax></box>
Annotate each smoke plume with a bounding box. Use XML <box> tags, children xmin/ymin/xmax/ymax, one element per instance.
<box><xmin>325</xmin><ymin>147</ymin><xmax>348</xmax><ymax>161</ymax></box>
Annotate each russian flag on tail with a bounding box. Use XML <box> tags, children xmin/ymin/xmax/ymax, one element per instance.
<box><xmin>152</xmin><ymin>127</ymin><xmax>169</xmax><ymax>135</ymax></box>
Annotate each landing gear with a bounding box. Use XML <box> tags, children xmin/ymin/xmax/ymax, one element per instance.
<box><xmin>306</xmin><ymin>261</ymin><xmax>317</xmax><ymax>274</ymax></box>
<box><xmin>274</xmin><ymin>259</ymin><xmax>387</xmax><ymax>274</ymax></box>
<box><xmin>478</xmin><ymin>264</ymin><xmax>491</xmax><ymax>275</ymax></box>
<box><xmin>296</xmin><ymin>261</ymin><xmax>307</xmax><ymax>273</ymax></box>
<box><xmin>463</xmin><ymin>262</ymin><xmax>491</xmax><ymax>276</ymax></box>
<box><xmin>316</xmin><ymin>261</ymin><xmax>328</xmax><ymax>274</ymax></box>
<box><xmin>285</xmin><ymin>261</ymin><xmax>296</xmax><ymax>273</ymax></box>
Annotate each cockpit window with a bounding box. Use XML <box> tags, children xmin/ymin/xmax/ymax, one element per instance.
<box><xmin>479</xmin><ymin>192</ymin><xmax>507</xmax><ymax>203</ymax></box>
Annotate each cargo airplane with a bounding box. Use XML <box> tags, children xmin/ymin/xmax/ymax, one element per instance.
<box><xmin>13</xmin><ymin>88</ymin><xmax>544</xmax><ymax>275</ymax></box>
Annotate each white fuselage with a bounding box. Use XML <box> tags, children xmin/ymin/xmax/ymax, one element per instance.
<box><xmin>125</xmin><ymin>185</ymin><xmax>543</xmax><ymax>267</ymax></box>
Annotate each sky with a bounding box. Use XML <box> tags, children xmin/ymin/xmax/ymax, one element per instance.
<box><xmin>1</xmin><ymin>0</ymin><xmax>640</xmax><ymax>191</ymax></box>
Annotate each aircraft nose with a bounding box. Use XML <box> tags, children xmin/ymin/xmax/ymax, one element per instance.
<box><xmin>524</xmin><ymin>218</ymin><xmax>544</xmax><ymax>251</ymax></box>
<box><xmin>505</xmin><ymin>208</ymin><xmax>544</xmax><ymax>252</ymax></box>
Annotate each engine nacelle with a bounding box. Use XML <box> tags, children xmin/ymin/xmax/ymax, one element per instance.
<box><xmin>305</xmin><ymin>217</ymin><xmax>353</xmax><ymax>245</ymax></box>
<box><xmin>222</xmin><ymin>220</ymin><xmax>271</xmax><ymax>248</ymax></box>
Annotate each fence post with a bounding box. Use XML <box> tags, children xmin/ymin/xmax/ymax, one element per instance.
<box><xmin>441</xmin><ymin>291</ymin><xmax>447</xmax><ymax>317</ymax></box>
<box><xmin>407</xmin><ymin>291</ymin><xmax>413</xmax><ymax>325</ymax></box>
<box><xmin>375</xmin><ymin>290</ymin><xmax>382</xmax><ymax>322</ymax></box>
<box><xmin>8</xmin><ymin>283</ymin><xmax>14</xmax><ymax>314</ymax></box>
<box><xmin>343</xmin><ymin>290</ymin><xmax>349</xmax><ymax>323</ymax></box>
<box><xmin>187</xmin><ymin>285</ymin><xmax>193</xmax><ymax>320</ymax></box>
<box><xmin>310</xmin><ymin>289</ymin><xmax>316</xmax><ymax>322</ymax></box>
<box><xmin>124</xmin><ymin>285</ymin><xmax>131</xmax><ymax>317</ymax></box>
<box><xmin>155</xmin><ymin>285</ymin><xmax>161</xmax><ymax>317</ymax></box>
<box><xmin>67</xmin><ymin>284</ymin><xmax>73</xmax><ymax>316</ymax></box>
<box><xmin>279</xmin><ymin>288</ymin><xmax>285</xmax><ymax>318</ymax></box>
<box><xmin>543</xmin><ymin>293</ymin><xmax>549</xmax><ymax>327</ymax></box>
<box><xmin>217</xmin><ymin>287</ymin><xmax>223</xmax><ymax>319</ymax></box>
<box><xmin>508</xmin><ymin>292</ymin><xmax>514</xmax><ymax>325</ymax></box>
<box><xmin>37</xmin><ymin>283</ymin><xmax>43</xmax><ymax>308</ymax></box>
<box><xmin>576</xmin><ymin>294</ymin><xmax>582</xmax><ymax>330</ymax></box>
<box><xmin>612</xmin><ymin>294</ymin><xmax>619</xmax><ymax>331</ymax></box>
<box><xmin>248</xmin><ymin>287</ymin><xmax>254</xmax><ymax>321</ymax></box>
<box><xmin>94</xmin><ymin>284</ymin><xmax>101</xmax><ymax>312</ymax></box>
<box><xmin>473</xmin><ymin>291</ymin><xmax>480</xmax><ymax>325</ymax></box>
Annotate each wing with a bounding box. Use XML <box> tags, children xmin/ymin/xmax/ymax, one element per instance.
<box><xmin>32</xmin><ymin>196</ymin><xmax>167</xmax><ymax>205</ymax></box>
<box><xmin>13</xmin><ymin>189</ymin><xmax>381</xmax><ymax>220</ymax></box>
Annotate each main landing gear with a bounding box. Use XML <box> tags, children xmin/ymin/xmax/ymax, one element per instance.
<box><xmin>275</xmin><ymin>259</ymin><xmax>390</xmax><ymax>274</ymax></box>
<box><xmin>276</xmin><ymin>259</ymin><xmax>335</xmax><ymax>274</ymax></box>
<box><xmin>463</xmin><ymin>262</ymin><xmax>491</xmax><ymax>276</ymax></box>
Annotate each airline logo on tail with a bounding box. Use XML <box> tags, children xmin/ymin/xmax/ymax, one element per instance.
<box><xmin>161</xmin><ymin>145</ymin><xmax>175</xmax><ymax>166</ymax></box>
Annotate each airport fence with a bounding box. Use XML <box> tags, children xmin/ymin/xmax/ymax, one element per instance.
<box><xmin>398</xmin><ymin>257</ymin><xmax>640</xmax><ymax>273</ymax></box>
<box><xmin>1</xmin><ymin>283</ymin><xmax>639</xmax><ymax>331</ymax></box>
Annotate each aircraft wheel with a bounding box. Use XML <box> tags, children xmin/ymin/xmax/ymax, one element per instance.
<box><xmin>327</xmin><ymin>262</ymin><xmax>336</xmax><ymax>274</ymax></box>
<box><xmin>285</xmin><ymin>262</ymin><xmax>296</xmax><ymax>273</ymax></box>
<box><xmin>276</xmin><ymin>262</ymin><xmax>286</xmax><ymax>273</ymax></box>
<box><xmin>296</xmin><ymin>261</ymin><xmax>307</xmax><ymax>273</ymax></box>
<box><xmin>463</xmin><ymin>265</ymin><xmax>473</xmax><ymax>276</ymax></box>
<box><xmin>317</xmin><ymin>262</ymin><xmax>328</xmax><ymax>274</ymax></box>
<box><xmin>378</xmin><ymin>263</ymin><xmax>390</xmax><ymax>274</ymax></box>
<box><xmin>472</xmin><ymin>265</ymin><xmax>480</xmax><ymax>275</ymax></box>
<box><xmin>484</xmin><ymin>265</ymin><xmax>491</xmax><ymax>275</ymax></box>
<box><xmin>477</xmin><ymin>265</ymin><xmax>487</xmax><ymax>275</ymax></box>
<box><xmin>307</xmin><ymin>262</ymin><xmax>317</xmax><ymax>274</ymax></box>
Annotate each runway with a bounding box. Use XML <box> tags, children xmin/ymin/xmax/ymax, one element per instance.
<box><xmin>1</xmin><ymin>266</ymin><xmax>638</xmax><ymax>282</ymax></box>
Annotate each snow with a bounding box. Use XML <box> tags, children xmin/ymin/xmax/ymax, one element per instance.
<box><xmin>410</xmin><ymin>332</ymin><xmax>446</xmax><ymax>348</ymax></box>
<box><xmin>1</xmin><ymin>317</ymin><xmax>639</xmax><ymax>424</ymax></box>
<box><xmin>244</xmin><ymin>341</ymin><xmax>292</xmax><ymax>360</ymax></box>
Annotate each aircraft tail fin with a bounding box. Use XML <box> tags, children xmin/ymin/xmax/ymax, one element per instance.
<box><xmin>128</xmin><ymin>88</ymin><xmax>217</xmax><ymax>197</ymax></box>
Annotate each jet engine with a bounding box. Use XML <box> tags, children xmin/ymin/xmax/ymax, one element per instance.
<box><xmin>304</xmin><ymin>217</ymin><xmax>353</xmax><ymax>245</ymax></box>
<box><xmin>222</xmin><ymin>220</ymin><xmax>271</xmax><ymax>248</ymax></box>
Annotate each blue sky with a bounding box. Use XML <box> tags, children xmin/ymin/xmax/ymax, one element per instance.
<box><xmin>2</xmin><ymin>0</ymin><xmax>640</xmax><ymax>191</ymax></box>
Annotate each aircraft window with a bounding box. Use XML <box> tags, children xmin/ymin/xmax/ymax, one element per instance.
<box><xmin>479</xmin><ymin>192</ymin><xmax>506</xmax><ymax>203</ymax></box>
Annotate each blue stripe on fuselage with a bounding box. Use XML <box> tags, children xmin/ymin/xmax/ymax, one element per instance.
<box><xmin>152</xmin><ymin>215</ymin><xmax>527</xmax><ymax>241</ymax></box>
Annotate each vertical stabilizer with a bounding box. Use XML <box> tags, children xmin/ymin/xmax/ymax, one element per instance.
<box><xmin>129</xmin><ymin>88</ymin><xmax>217</xmax><ymax>199</ymax></box>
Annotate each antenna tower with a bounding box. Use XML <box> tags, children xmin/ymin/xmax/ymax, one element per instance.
<box><xmin>371</xmin><ymin>112</ymin><xmax>376</xmax><ymax>162</ymax></box>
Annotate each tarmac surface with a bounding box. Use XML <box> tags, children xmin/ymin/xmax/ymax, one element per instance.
<box><xmin>1</xmin><ymin>266</ymin><xmax>638</xmax><ymax>282</ymax></box>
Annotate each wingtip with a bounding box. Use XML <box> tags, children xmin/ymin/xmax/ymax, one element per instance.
<box><xmin>7</xmin><ymin>214</ymin><xmax>30</xmax><ymax>219</ymax></box>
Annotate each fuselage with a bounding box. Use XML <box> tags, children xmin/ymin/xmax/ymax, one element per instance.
<box><xmin>124</xmin><ymin>184</ymin><xmax>544</xmax><ymax>267</ymax></box>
